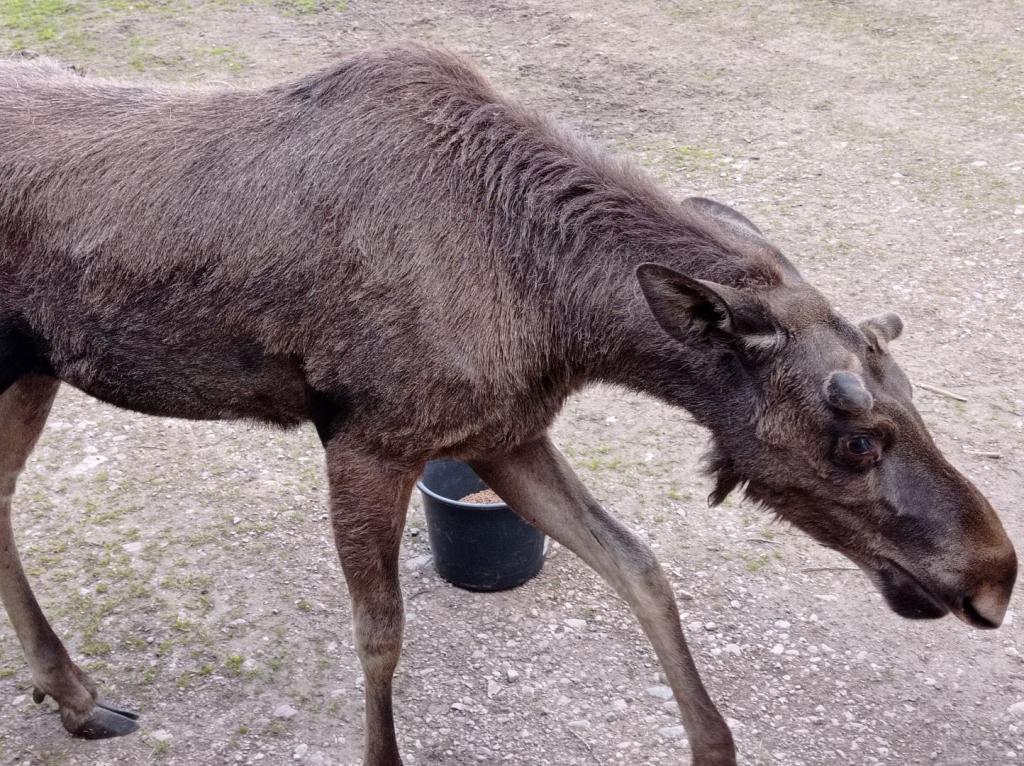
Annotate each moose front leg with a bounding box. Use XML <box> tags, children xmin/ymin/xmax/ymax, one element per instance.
<box><xmin>472</xmin><ymin>435</ymin><xmax>736</xmax><ymax>766</ymax></box>
<box><xmin>0</xmin><ymin>376</ymin><xmax>138</xmax><ymax>738</ymax></box>
<box><xmin>324</xmin><ymin>442</ymin><xmax>420</xmax><ymax>766</ymax></box>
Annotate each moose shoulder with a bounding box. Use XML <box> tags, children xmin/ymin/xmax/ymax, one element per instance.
<box><xmin>0</xmin><ymin>44</ymin><xmax>1015</xmax><ymax>766</ymax></box>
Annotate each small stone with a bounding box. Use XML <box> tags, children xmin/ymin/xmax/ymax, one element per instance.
<box><xmin>403</xmin><ymin>554</ymin><xmax>433</xmax><ymax>573</ymax></box>
<box><xmin>704</xmin><ymin>622</ymin><xmax>717</xmax><ymax>632</ymax></box>
<box><xmin>725</xmin><ymin>643</ymin><xmax>741</xmax><ymax>655</ymax></box>
<box><xmin>122</xmin><ymin>541</ymin><xmax>144</xmax><ymax>554</ymax></box>
<box><xmin>611</xmin><ymin>698</ymin><xmax>628</xmax><ymax>711</ymax></box>
<box><xmin>646</xmin><ymin>685</ymin><xmax>674</xmax><ymax>701</ymax></box>
<box><xmin>771</xmin><ymin>644</ymin><xmax>785</xmax><ymax>655</ymax></box>
<box><xmin>658</xmin><ymin>725</ymin><xmax>687</xmax><ymax>740</ymax></box>
<box><xmin>565</xmin><ymin>618</ymin><xmax>587</xmax><ymax>630</ymax></box>
<box><xmin>11</xmin><ymin>695</ymin><xmax>26</xmax><ymax>706</ymax></box>
<box><xmin>1007</xmin><ymin>700</ymin><xmax>1024</xmax><ymax>717</ymax></box>
<box><xmin>774</xmin><ymin>620</ymin><xmax>791</xmax><ymax>629</ymax></box>
<box><xmin>568</xmin><ymin>720</ymin><xmax>591</xmax><ymax>731</ymax></box>
<box><xmin>273</xmin><ymin>703</ymin><xmax>298</xmax><ymax>720</ymax></box>
<box><xmin>506</xmin><ymin>668</ymin><xmax>521</xmax><ymax>683</ymax></box>
<box><xmin>293</xmin><ymin>743</ymin><xmax>308</xmax><ymax>760</ymax></box>
<box><xmin>487</xmin><ymin>679</ymin><xmax>501</xmax><ymax>699</ymax></box>
<box><xmin>151</xmin><ymin>730</ymin><xmax>173</xmax><ymax>743</ymax></box>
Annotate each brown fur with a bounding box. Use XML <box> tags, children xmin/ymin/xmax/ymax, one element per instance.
<box><xmin>0</xmin><ymin>43</ymin><xmax>1015</xmax><ymax>766</ymax></box>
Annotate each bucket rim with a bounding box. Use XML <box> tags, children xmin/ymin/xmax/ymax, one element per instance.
<box><xmin>415</xmin><ymin>478</ymin><xmax>509</xmax><ymax>511</ymax></box>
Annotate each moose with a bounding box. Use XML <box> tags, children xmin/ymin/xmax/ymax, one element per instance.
<box><xmin>0</xmin><ymin>43</ymin><xmax>1016</xmax><ymax>765</ymax></box>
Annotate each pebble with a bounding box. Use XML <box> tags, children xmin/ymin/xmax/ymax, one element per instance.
<box><xmin>403</xmin><ymin>554</ymin><xmax>433</xmax><ymax>573</ymax></box>
<box><xmin>658</xmin><ymin>725</ymin><xmax>687</xmax><ymax>740</ymax></box>
<box><xmin>487</xmin><ymin>679</ymin><xmax>501</xmax><ymax>699</ymax></box>
<box><xmin>273</xmin><ymin>703</ymin><xmax>298</xmax><ymax>720</ymax></box>
<box><xmin>293</xmin><ymin>744</ymin><xmax>308</xmax><ymax>760</ymax></box>
<box><xmin>1008</xmin><ymin>701</ymin><xmax>1024</xmax><ymax>718</ymax></box>
<box><xmin>151</xmin><ymin>730</ymin><xmax>173</xmax><ymax>743</ymax></box>
<box><xmin>646</xmin><ymin>685</ymin><xmax>674</xmax><ymax>701</ymax></box>
<box><xmin>565</xmin><ymin>618</ymin><xmax>587</xmax><ymax>630</ymax></box>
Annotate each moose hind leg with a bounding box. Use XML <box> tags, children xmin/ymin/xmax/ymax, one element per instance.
<box><xmin>0</xmin><ymin>375</ymin><xmax>138</xmax><ymax>738</ymax></box>
<box><xmin>324</xmin><ymin>442</ymin><xmax>418</xmax><ymax>766</ymax></box>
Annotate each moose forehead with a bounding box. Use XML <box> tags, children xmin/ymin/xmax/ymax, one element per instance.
<box><xmin>754</xmin><ymin>284</ymin><xmax>860</xmax><ymax>351</ymax></box>
<box><xmin>758</xmin><ymin>289</ymin><xmax>881</xmax><ymax>381</ymax></box>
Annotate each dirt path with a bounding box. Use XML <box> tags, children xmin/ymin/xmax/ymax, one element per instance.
<box><xmin>1</xmin><ymin>1</ymin><xmax>1022</xmax><ymax>764</ymax></box>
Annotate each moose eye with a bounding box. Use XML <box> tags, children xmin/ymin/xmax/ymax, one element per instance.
<box><xmin>848</xmin><ymin>437</ymin><xmax>874</xmax><ymax>455</ymax></box>
<box><xmin>838</xmin><ymin>435</ymin><xmax>882</xmax><ymax>469</ymax></box>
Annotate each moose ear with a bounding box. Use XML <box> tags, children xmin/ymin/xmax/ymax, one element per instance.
<box><xmin>859</xmin><ymin>313</ymin><xmax>903</xmax><ymax>350</ymax></box>
<box><xmin>683</xmin><ymin>197</ymin><xmax>765</xmax><ymax>241</ymax></box>
<box><xmin>636</xmin><ymin>263</ymin><xmax>744</xmax><ymax>343</ymax></box>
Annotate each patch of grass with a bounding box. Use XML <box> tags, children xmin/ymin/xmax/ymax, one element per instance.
<box><xmin>81</xmin><ymin>637</ymin><xmax>113</xmax><ymax>657</ymax></box>
<box><xmin>740</xmin><ymin>551</ymin><xmax>771</xmax><ymax>573</ymax></box>
<box><xmin>150</xmin><ymin>738</ymin><xmax>170</xmax><ymax>756</ymax></box>
<box><xmin>126</xmin><ymin>34</ymin><xmax>161</xmax><ymax>71</ymax></box>
<box><xmin>666</xmin><ymin>144</ymin><xmax>719</xmax><ymax>172</ymax></box>
<box><xmin>161</xmin><ymin>572</ymin><xmax>213</xmax><ymax>592</ymax></box>
<box><xmin>635</xmin><ymin>139</ymin><xmax>723</xmax><ymax>178</ymax></box>
<box><xmin>193</xmin><ymin>43</ymin><xmax>248</xmax><ymax>74</ymax></box>
<box><xmin>667</xmin><ymin>486</ymin><xmax>692</xmax><ymax>502</ymax></box>
<box><xmin>171</xmin><ymin>615</ymin><xmax>196</xmax><ymax>633</ymax></box>
<box><xmin>0</xmin><ymin>0</ymin><xmax>76</xmax><ymax>49</ymax></box>
<box><xmin>266</xmin><ymin>0</ymin><xmax>347</xmax><ymax>15</ymax></box>
<box><xmin>224</xmin><ymin>653</ymin><xmax>245</xmax><ymax>675</ymax></box>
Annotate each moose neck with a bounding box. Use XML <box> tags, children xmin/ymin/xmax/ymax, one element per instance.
<box><xmin>520</xmin><ymin>182</ymin><xmax>777</xmax><ymax>429</ymax></box>
<box><xmin>435</xmin><ymin>94</ymin><xmax>783</xmax><ymax>427</ymax></box>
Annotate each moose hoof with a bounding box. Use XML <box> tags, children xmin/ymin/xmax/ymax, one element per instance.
<box><xmin>34</xmin><ymin>688</ymin><xmax>140</xmax><ymax>739</ymax></box>
<box><xmin>70</xmin><ymin>703</ymin><xmax>140</xmax><ymax>739</ymax></box>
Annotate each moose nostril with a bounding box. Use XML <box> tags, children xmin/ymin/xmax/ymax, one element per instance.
<box><xmin>962</xmin><ymin>598</ymin><xmax>1000</xmax><ymax>629</ymax></box>
<box><xmin>963</xmin><ymin>585</ymin><xmax>1010</xmax><ymax>629</ymax></box>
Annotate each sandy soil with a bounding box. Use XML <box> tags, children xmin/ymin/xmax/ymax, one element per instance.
<box><xmin>1</xmin><ymin>1</ymin><xmax>1022</xmax><ymax>764</ymax></box>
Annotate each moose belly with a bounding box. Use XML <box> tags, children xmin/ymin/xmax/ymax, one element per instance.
<box><xmin>48</xmin><ymin>325</ymin><xmax>311</xmax><ymax>425</ymax></box>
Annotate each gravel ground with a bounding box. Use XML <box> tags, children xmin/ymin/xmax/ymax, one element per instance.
<box><xmin>1</xmin><ymin>1</ymin><xmax>1022</xmax><ymax>765</ymax></box>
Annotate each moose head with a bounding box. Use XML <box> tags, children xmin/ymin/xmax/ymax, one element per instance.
<box><xmin>637</xmin><ymin>198</ymin><xmax>1017</xmax><ymax>629</ymax></box>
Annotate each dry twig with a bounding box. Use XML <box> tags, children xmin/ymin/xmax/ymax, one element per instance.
<box><xmin>570</xmin><ymin>729</ymin><xmax>605</xmax><ymax>766</ymax></box>
<box><xmin>914</xmin><ymin>382</ymin><xmax>968</xmax><ymax>403</ymax></box>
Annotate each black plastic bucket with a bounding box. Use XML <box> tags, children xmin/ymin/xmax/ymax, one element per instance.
<box><xmin>416</xmin><ymin>459</ymin><xmax>545</xmax><ymax>592</ymax></box>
